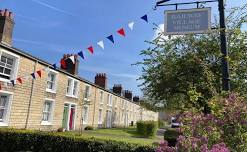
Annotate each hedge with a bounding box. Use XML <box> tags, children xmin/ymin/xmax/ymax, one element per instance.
<box><xmin>0</xmin><ymin>129</ymin><xmax>155</xmax><ymax>152</ymax></box>
<box><xmin>164</xmin><ymin>128</ymin><xmax>180</xmax><ymax>147</ymax></box>
<box><xmin>136</xmin><ymin>121</ymin><xmax>158</xmax><ymax>137</ymax></box>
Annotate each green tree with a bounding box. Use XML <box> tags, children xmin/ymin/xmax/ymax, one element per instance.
<box><xmin>136</xmin><ymin>5</ymin><xmax>247</xmax><ymax>111</ymax></box>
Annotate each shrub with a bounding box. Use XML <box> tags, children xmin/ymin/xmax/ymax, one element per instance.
<box><xmin>158</xmin><ymin>120</ymin><xmax>165</xmax><ymax>128</ymax></box>
<box><xmin>84</xmin><ymin>126</ymin><xmax>94</xmax><ymax>130</ymax></box>
<box><xmin>163</xmin><ymin>128</ymin><xmax>180</xmax><ymax>147</ymax></box>
<box><xmin>136</xmin><ymin>121</ymin><xmax>158</xmax><ymax>137</ymax></box>
<box><xmin>0</xmin><ymin>129</ymin><xmax>155</xmax><ymax>152</ymax></box>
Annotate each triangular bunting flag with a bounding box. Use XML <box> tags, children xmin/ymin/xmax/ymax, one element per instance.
<box><xmin>52</xmin><ymin>64</ymin><xmax>57</xmax><ymax>69</ymax></box>
<box><xmin>37</xmin><ymin>70</ymin><xmax>42</xmax><ymax>78</ymax></box>
<box><xmin>69</xmin><ymin>56</ymin><xmax>75</xmax><ymax>64</ymax></box>
<box><xmin>17</xmin><ymin>77</ymin><xmax>23</xmax><ymax>84</ymax></box>
<box><xmin>31</xmin><ymin>73</ymin><xmax>36</xmax><ymax>79</ymax></box>
<box><xmin>107</xmin><ymin>35</ymin><xmax>114</xmax><ymax>44</ymax></box>
<box><xmin>10</xmin><ymin>80</ymin><xmax>15</xmax><ymax>86</ymax></box>
<box><xmin>117</xmin><ymin>28</ymin><xmax>126</xmax><ymax>37</ymax></box>
<box><xmin>78</xmin><ymin>51</ymin><xmax>85</xmax><ymax>59</ymax></box>
<box><xmin>128</xmin><ymin>22</ymin><xmax>134</xmax><ymax>30</ymax></box>
<box><xmin>87</xmin><ymin>46</ymin><xmax>94</xmax><ymax>54</ymax></box>
<box><xmin>60</xmin><ymin>59</ymin><xmax>67</xmax><ymax>69</ymax></box>
<box><xmin>97</xmin><ymin>41</ymin><xmax>104</xmax><ymax>50</ymax></box>
<box><xmin>141</xmin><ymin>15</ymin><xmax>148</xmax><ymax>23</ymax></box>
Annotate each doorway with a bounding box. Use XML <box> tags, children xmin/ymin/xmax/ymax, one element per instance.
<box><xmin>62</xmin><ymin>103</ymin><xmax>76</xmax><ymax>130</ymax></box>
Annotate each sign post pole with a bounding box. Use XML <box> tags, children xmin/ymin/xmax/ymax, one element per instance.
<box><xmin>219</xmin><ymin>0</ymin><xmax>230</xmax><ymax>91</ymax></box>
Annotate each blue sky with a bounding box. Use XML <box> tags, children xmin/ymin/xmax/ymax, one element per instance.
<box><xmin>0</xmin><ymin>0</ymin><xmax>245</xmax><ymax>96</ymax></box>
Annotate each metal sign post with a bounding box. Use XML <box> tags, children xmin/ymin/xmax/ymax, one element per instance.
<box><xmin>155</xmin><ymin>0</ymin><xmax>230</xmax><ymax>91</ymax></box>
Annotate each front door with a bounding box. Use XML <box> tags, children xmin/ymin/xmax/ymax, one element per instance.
<box><xmin>62</xmin><ymin>104</ymin><xmax>76</xmax><ymax>130</ymax></box>
<box><xmin>62</xmin><ymin>104</ymin><xmax>69</xmax><ymax>130</ymax></box>
<box><xmin>106</xmin><ymin>110</ymin><xmax>112</xmax><ymax>128</ymax></box>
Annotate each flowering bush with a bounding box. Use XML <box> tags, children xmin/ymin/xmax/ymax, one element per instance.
<box><xmin>156</xmin><ymin>93</ymin><xmax>247</xmax><ymax>152</ymax></box>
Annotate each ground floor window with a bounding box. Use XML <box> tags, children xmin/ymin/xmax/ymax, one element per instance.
<box><xmin>41</xmin><ymin>100</ymin><xmax>54</xmax><ymax>124</ymax></box>
<box><xmin>0</xmin><ymin>92</ymin><xmax>12</xmax><ymax>126</ymax></box>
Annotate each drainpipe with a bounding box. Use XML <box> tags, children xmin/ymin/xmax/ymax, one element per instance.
<box><xmin>91</xmin><ymin>87</ymin><xmax>97</xmax><ymax>127</ymax></box>
<box><xmin>25</xmin><ymin>60</ymin><xmax>38</xmax><ymax>129</ymax></box>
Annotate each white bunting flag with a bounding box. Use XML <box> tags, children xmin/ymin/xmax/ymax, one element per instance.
<box><xmin>97</xmin><ymin>41</ymin><xmax>104</xmax><ymax>50</ymax></box>
<box><xmin>128</xmin><ymin>22</ymin><xmax>134</xmax><ymax>30</ymax></box>
<box><xmin>69</xmin><ymin>55</ymin><xmax>75</xmax><ymax>64</ymax></box>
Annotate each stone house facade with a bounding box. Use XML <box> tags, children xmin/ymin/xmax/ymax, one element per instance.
<box><xmin>0</xmin><ymin>9</ymin><xmax>158</xmax><ymax>131</ymax></box>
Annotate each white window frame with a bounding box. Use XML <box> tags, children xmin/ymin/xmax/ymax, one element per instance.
<box><xmin>98</xmin><ymin>108</ymin><xmax>103</xmax><ymax>124</ymax></box>
<box><xmin>66</xmin><ymin>77</ymin><xmax>79</xmax><ymax>98</ymax></box>
<box><xmin>46</xmin><ymin>70</ymin><xmax>58</xmax><ymax>93</ymax></box>
<box><xmin>84</xmin><ymin>85</ymin><xmax>91</xmax><ymax>101</ymax></box>
<box><xmin>107</xmin><ymin>94</ymin><xmax>112</xmax><ymax>106</ymax></box>
<box><xmin>114</xmin><ymin>97</ymin><xmax>118</xmax><ymax>108</ymax></box>
<box><xmin>0</xmin><ymin>49</ymin><xmax>20</xmax><ymax>82</ymax></box>
<box><xmin>99</xmin><ymin>90</ymin><xmax>104</xmax><ymax>104</ymax></box>
<box><xmin>41</xmin><ymin>98</ymin><xmax>55</xmax><ymax>126</ymax></box>
<box><xmin>83</xmin><ymin>105</ymin><xmax>89</xmax><ymax>124</ymax></box>
<box><xmin>0</xmin><ymin>91</ymin><xmax>13</xmax><ymax>126</ymax></box>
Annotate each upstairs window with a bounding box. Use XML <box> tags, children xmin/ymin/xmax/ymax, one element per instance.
<box><xmin>46</xmin><ymin>70</ymin><xmax>58</xmax><ymax>93</ymax></box>
<box><xmin>0</xmin><ymin>51</ymin><xmax>19</xmax><ymax>80</ymax></box>
<box><xmin>99</xmin><ymin>91</ymin><xmax>104</xmax><ymax>104</ymax></box>
<box><xmin>84</xmin><ymin>85</ymin><xmax>90</xmax><ymax>100</ymax></box>
<box><xmin>66</xmin><ymin>77</ymin><xmax>79</xmax><ymax>97</ymax></box>
<box><xmin>107</xmin><ymin>94</ymin><xmax>112</xmax><ymax>106</ymax></box>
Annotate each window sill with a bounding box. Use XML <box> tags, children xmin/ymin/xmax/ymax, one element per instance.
<box><xmin>66</xmin><ymin>94</ymin><xmax>78</xmax><ymax>99</ymax></box>
<box><xmin>83</xmin><ymin>122</ymin><xmax>88</xmax><ymax>125</ymax></box>
<box><xmin>84</xmin><ymin>98</ymin><xmax>90</xmax><ymax>101</ymax></box>
<box><xmin>0</xmin><ymin>122</ymin><xmax>8</xmax><ymax>127</ymax></box>
<box><xmin>46</xmin><ymin>89</ymin><xmax>56</xmax><ymax>94</ymax></box>
<box><xmin>0</xmin><ymin>78</ymin><xmax>11</xmax><ymax>83</ymax></box>
<box><xmin>41</xmin><ymin>121</ymin><xmax>52</xmax><ymax>126</ymax></box>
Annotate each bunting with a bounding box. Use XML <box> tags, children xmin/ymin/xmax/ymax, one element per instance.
<box><xmin>31</xmin><ymin>73</ymin><xmax>36</xmax><ymax>79</ymax></box>
<box><xmin>107</xmin><ymin>35</ymin><xmax>114</xmax><ymax>44</ymax></box>
<box><xmin>117</xmin><ymin>28</ymin><xmax>126</xmax><ymax>37</ymax></box>
<box><xmin>60</xmin><ymin>59</ymin><xmax>67</xmax><ymax>69</ymax></box>
<box><xmin>69</xmin><ymin>55</ymin><xmax>75</xmax><ymax>64</ymax></box>
<box><xmin>8</xmin><ymin>11</ymin><xmax>153</xmax><ymax>88</ymax></box>
<box><xmin>17</xmin><ymin>77</ymin><xmax>23</xmax><ymax>84</ymax></box>
<box><xmin>141</xmin><ymin>14</ymin><xmax>148</xmax><ymax>23</ymax></box>
<box><xmin>128</xmin><ymin>22</ymin><xmax>134</xmax><ymax>30</ymax></box>
<box><xmin>10</xmin><ymin>80</ymin><xmax>15</xmax><ymax>86</ymax></box>
<box><xmin>87</xmin><ymin>46</ymin><xmax>94</xmax><ymax>54</ymax></box>
<box><xmin>78</xmin><ymin>51</ymin><xmax>85</xmax><ymax>59</ymax></box>
<box><xmin>37</xmin><ymin>70</ymin><xmax>42</xmax><ymax>78</ymax></box>
<box><xmin>97</xmin><ymin>41</ymin><xmax>104</xmax><ymax>50</ymax></box>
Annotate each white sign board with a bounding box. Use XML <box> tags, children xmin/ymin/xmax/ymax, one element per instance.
<box><xmin>164</xmin><ymin>8</ymin><xmax>211</xmax><ymax>35</ymax></box>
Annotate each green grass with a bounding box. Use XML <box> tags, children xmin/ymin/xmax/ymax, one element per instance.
<box><xmin>59</xmin><ymin>127</ymin><xmax>161</xmax><ymax>146</ymax></box>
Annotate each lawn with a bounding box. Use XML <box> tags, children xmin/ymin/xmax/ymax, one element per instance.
<box><xmin>59</xmin><ymin>127</ymin><xmax>162</xmax><ymax>146</ymax></box>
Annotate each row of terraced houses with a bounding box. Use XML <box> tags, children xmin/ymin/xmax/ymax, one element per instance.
<box><xmin>0</xmin><ymin>9</ymin><xmax>158</xmax><ymax>131</ymax></box>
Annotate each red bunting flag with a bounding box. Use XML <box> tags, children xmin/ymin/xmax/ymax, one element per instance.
<box><xmin>0</xmin><ymin>84</ymin><xmax>2</xmax><ymax>90</ymax></box>
<box><xmin>87</xmin><ymin>46</ymin><xmax>94</xmax><ymax>54</ymax></box>
<box><xmin>37</xmin><ymin>70</ymin><xmax>42</xmax><ymax>78</ymax></box>
<box><xmin>60</xmin><ymin>59</ymin><xmax>67</xmax><ymax>69</ymax></box>
<box><xmin>17</xmin><ymin>77</ymin><xmax>23</xmax><ymax>84</ymax></box>
<box><xmin>117</xmin><ymin>28</ymin><xmax>126</xmax><ymax>37</ymax></box>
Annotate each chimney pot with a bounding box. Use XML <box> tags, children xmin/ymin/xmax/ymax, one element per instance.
<box><xmin>95</xmin><ymin>73</ymin><xmax>107</xmax><ymax>89</ymax></box>
<box><xmin>60</xmin><ymin>54</ymin><xmax>79</xmax><ymax>75</ymax></box>
<box><xmin>0</xmin><ymin>9</ymin><xmax>14</xmax><ymax>46</ymax></box>
<box><xmin>124</xmin><ymin>90</ymin><xmax>132</xmax><ymax>100</ymax></box>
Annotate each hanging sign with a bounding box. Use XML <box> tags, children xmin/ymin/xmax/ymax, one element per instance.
<box><xmin>164</xmin><ymin>8</ymin><xmax>211</xmax><ymax>35</ymax></box>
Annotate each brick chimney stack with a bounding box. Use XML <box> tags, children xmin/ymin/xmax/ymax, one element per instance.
<box><xmin>0</xmin><ymin>9</ymin><xmax>14</xmax><ymax>46</ymax></box>
<box><xmin>113</xmin><ymin>84</ymin><xmax>122</xmax><ymax>95</ymax></box>
<box><xmin>95</xmin><ymin>73</ymin><xmax>107</xmax><ymax>89</ymax></box>
<box><xmin>133</xmin><ymin>96</ymin><xmax>140</xmax><ymax>102</ymax></box>
<box><xmin>124</xmin><ymin>90</ymin><xmax>132</xmax><ymax>100</ymax></box>
<box><xmin>60</xmin><ymin>54</ymin><xmax>79</xmax><ymax>75</ymax></box>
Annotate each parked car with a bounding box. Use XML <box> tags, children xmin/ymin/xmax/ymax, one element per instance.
<box><xmin>171</xmin><ymin>116</ymin><xmax>182</xmax><ymax>128</ymax></box>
